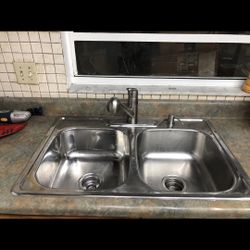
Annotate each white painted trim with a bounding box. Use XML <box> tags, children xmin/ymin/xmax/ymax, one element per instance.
<box><xmin>61</xmin><ymin>32</ymin><xmax>250</xmax><ymax>94</ymax></box>
<box><xmin>72</xmin><ymin>32</ymin><xmax>250</xmax><ymax>43</ymax></box>
<box><xmin>61</xmin><ymin>31</ymin><xmax>74</xmax><ymax>88</ymax></box>
<box><xmin>71</xmin><ymin>77</ymin><xmax>244</xmax><ymax>87</ymax></box>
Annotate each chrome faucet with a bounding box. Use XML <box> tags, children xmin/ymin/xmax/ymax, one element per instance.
<box><xmin>107</xmin><ymin>88</ymin><xmax>138</xmax><ymax>124</ymax></box>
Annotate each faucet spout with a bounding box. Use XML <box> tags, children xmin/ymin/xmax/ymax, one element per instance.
<box><xmin>167</xmin><ymin>114</ymin><xmax>175</xmax><ymax>128</ymax></box>
<box><xmin>156</xmin><ymin>114</ymin><xmax>175</xmax><ymax>128</ymax></box>
<box><xmin>126</xmin><ymin>88</ymin><xmax>138</xmax><ymax>124</ymax></box>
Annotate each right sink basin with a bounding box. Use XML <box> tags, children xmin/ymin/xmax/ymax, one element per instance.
<box><xmin>137</xmin><ymin>129</ymin><xmax>238</xmax><ymax>193</ymax></box>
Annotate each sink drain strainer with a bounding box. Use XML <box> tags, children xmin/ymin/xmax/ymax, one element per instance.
<box><xmin>79</xmin><ymin>173</ymin><xmax>101</xmax><ymax>191</ymax></box>
<box><xmin>162</xmin><ymin>176</ymin><xmax>186</xmax><ymax>192</ymax></box>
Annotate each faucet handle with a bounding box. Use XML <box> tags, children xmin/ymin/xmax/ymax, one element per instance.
<box><xmin>107</xmin><ymin>97</ymin><xmax>120</xmax><ymax>114</ymax></box>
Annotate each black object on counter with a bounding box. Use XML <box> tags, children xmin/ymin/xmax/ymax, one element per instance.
<box><xmin>27</xmin><ymin>106</ymin><xmax>43</xmax><ymax>116</ymax></box>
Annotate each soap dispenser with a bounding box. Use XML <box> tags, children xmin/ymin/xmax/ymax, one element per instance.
<box><xmin>242</xmin><ymin>75</ymin><xmax>250</xmax><ymax>93</ymax></box>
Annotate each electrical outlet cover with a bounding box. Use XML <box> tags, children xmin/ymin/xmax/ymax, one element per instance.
<box><xmin>14</xmin><ymin>62</ymin><xmax>38</xmax><ymax>84</ymax></box>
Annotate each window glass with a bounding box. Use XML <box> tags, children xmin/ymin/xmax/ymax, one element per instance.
<box><xmin>74</xmin><ymin>41</ymin><xmax>250</xmax><ymax>78</ymax></box>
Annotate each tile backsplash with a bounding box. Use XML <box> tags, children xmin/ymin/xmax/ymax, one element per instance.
<box><xmin>0</xmin><ymin>32</ymin><xmax>71</xmax><ymax>98</ymax></box>
<box><xmin>1</xmin><ymin>31</ymin><xmax>250</xmax><ymax>102</ymax></box>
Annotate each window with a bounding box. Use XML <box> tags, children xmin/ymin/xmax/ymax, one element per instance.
<box><xmin>62</xmin><ymin>32</ymin><xmax>250</xmax><ymax>94</ymax></box>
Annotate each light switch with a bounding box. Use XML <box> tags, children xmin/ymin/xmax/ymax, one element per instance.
<box><xmin>14</xmin><ymin>62</ymin><xmax>38</xmax><ymax>84</ymax></box>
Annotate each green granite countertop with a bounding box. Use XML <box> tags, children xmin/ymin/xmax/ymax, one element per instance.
<box><xmin>1</xmin><ymin>116</ymin><xmax>250</xmax><ymax>218</ymax></box>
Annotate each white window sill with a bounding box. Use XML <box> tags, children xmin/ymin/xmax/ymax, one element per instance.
<box><xmin>68</xmin><ymin>82</ymin><xmax>250</xmax><ymax>96</ymax></box>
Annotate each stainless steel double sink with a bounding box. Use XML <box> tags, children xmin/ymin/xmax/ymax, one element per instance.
<box><xmin>12</xmin><ymin>117</ymin><xmax>250</xmax><ymax>198</ymax></box>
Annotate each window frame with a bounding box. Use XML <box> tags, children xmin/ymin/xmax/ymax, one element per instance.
<box><xmin>61</xmin><ymin>32</ymin><xmax>250</xmax><ymax>95</ymax></box>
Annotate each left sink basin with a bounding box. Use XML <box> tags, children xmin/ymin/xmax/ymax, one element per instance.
<box><xmin>36</xmin><ymin>128</ymin><xmax>130</xmax><ymax>191</ymax></box>
<box><xmin>12</xmin><ymin>124</ymin><xmax>130</xmax><ymax>195</ymax></box>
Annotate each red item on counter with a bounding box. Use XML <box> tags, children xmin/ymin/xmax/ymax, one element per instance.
<box><xmin>0</xmin><ymin>123</ymin><xmax>26</xmax><ymax>138</ymax></box>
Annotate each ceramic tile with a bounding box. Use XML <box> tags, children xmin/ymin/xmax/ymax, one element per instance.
<box><xmin>21</xmin><ymin>43</ymin><xmax>32</xmax><ymax>53</ymax></box>
<box><xmin>23</xmin><ymin>54</ymin><xmax>34</xmax><ymax>62</ymax></box>
<box><xmin>0</xmin><ymin>54</ymin><xmax>4</xmax><ymax>63</ymax></box>
<box><xmin>50</xmin><ymin>32</ymin><xmax>61</xmax><ymax>43</ymax></box>
<box><xmin>11</xmin><ymin>83</ymin><xmax>21</xmax><ymax>91</ymax></box>
<box><xmin>10</xmin><ymin>43</ymin><xmax>22</xmax><ymax>53</ymax></box>
<box><xmin>31</xmin><ymin>43</ymin><xmax>42</xmax><ymax>53</ymax></box>
<box><xmin>13</xmin><ymin>92</ymin><xmax>23</xmax><ymax>97</ymax></box>
<box><xmin>4</xmin><ymin>91</ymin><xmax>14</xmax><ymax>97</ymax></box>
<box><xmin>0</xmin><ymin>32</ymin><xmax>8</xmax><ymax>42</ymax></box>
<box><xmin>1</xmin><ymin>43</ymin><xmax>11</xmax><ymax>52</ymax></box>
<box><xmin>52</xmin><ymin>43</ymin><xmax>62</xmax><ymax>54</ymax></box>
<box><xmin>41</xmin><ymin>92</ymin><xmax>51</xmax><ymax>98</ymax></box>
<box><xmin>32</xmin><ymin>92</ymin><xmax>41</xmax><ymax>97</ymax></box>
<box><xmin>28</xmin><ymin>32</ymin><xmax>40</xmax><ymax>42</ymax></box>
<box><xmin>45</xmin><ymin>64</ymin><xmax>55</xmax><ymax>74</ymax></box>
<box><xmin>42</xmin><ymin>43</ymin><xmax>52</xmax><ymax>53</ymax></box>
<box><xmin>151</xmin><ymin>94</ymin><xmax>160</xmax><ymax>100</ymax></box>
<box><xmin>197</xmin><ymin>95</ymin><xmax>207</xmax><ymax>101</ymax></box>
<box><xmin>33</xmin><ymin>54</ymin><xmax>44</xmax><ymax>63</ymax></box>
<box><xmin>244</xmin><ymin>97</ymin><xmax>250</xmax><ymax>101</ymax></box>
<box><xmin>22</xmin><ymin>91</ymin><xmax>32</xmax><ymax>97</ymax></box>
<box><xmin>142</xmin><ymin>94</ymin><xmax>152</xmax><ymax>99</ymax></box>
<box><xmin>38</xmin><ymin>73</ymin><xmax>47</xmax><ymax>83</ymax></box>
<box><xmin>48</xmin><ymin>83</ymin><xmax>58</xmax><ymax>92</ymax></box>
<box><xmin>216</xmin><ymin>96</ymin><xmax>226</xmax><ymax>101</ymax></box>
<box><xmin>39</xmin><ymin>83</ymin><xmax>49</xmax><ymax>92</ymax></box>
<box><xmin>47</xmin><ymin>74</ymin><xmax>57</xmax><ymax>83</ymax></box>
<box><xmin>3</xmin><ymin>53</ymin><xmax>13</xmax><ymax>63</ymax></box>
<box><xmin>59</xmin><ymin>92</ymin><xmax>68</xmax><ymax>98</ymax></box>
<box><xmin>188</xmin><ymin>95</ymin><xmax>198</xmax><ymax>100</ymax></box>
<box><xmin>43</xmin><ymin>54</ymin><xmax>54</xmax><ymax>64</ymax></box>
<box><xmin>20</xmin><ymin>84</ymin><xmax>30</xmax><ymax>92</ymax></box>
<box><xmin>0</xmin><ymin>64</ymin><xmax>6</xmax><ymax>72</ymax></box>
<box><xmin>1</xmin><ymin>82</ymin><xmax>12</xmax><ymax>91</ymax></box>
<box><xmin>56</xmin><ymin>74</ymin><xmax>66</xmax><ymax>83</ymax></box>
<box><xmin>77</xmin><ymin>93</ymin><xmax>87</xmax><ymax>98</ymax></box>
<box><xmin>39</xmin><ymin>32</ymin><xmax>50</xmax><ymax>43</ymax></box>
<box><xmin>8</xmin><ymin>73</ymin><xmax>17</xmax><ymax>82</ymax></box>
<box><xmin>0</xmin><ymin>73</ymin><xmax>9</xmax><ymax>81</ymax></box>
<box><xmin>7</xmin><ymin>32</ymin><xmax>19</xmax><ymax>42</ymax></box>
<box><xmin>30</xmin><ymin>85</ymin><xmax>40</xmax><ymax>92</ymax></box>
<box><xmin>207</xmin><ymin>96</ymin><xmax>217</xmax><ymax>101</ymax></box>
<box><xmin>50</xmin><ymin>92</ymin><xmax>59</xmax><ymax>98</ymax></box>
<box><xmin>226</xmin><ymin>96</ymin><xmax>235</xmax><ymax>101</ymax></box>
<box><xmin>36</xmin><ymin>64</ymin><xmax>45</xmax><ymax>73</ymax></box>
<box><xmin>13</xmin><ymin>53</ymin><xmax>23</xmax><ymax>62</ymax></box>
<box><xmin>54</xmin><ymin>54</ymin><xmax>64</xmax><ymax>64</ymax></box>
<box><xmin>58</xmin><ymin>84</ymin><xmax>67</xmax><ymax>92</ymax></box>
<box><xmin>18</xmin><ymin>32</ymin><xmax>29</xmax><ymax>42</ymax></box>
<box><xmin>235</xmin><ymin>96</ymin><xmax>244</xmax><ymax>101</ymax></box>
<box><xmin>68</xmin><ymin>93</ymin><xmax>77</xmax><ymax>98</ymax></box>
<box><xmin>55</xmin><ymin>64</ymin><xmax>65</xmax><ymax>74</ymax></box>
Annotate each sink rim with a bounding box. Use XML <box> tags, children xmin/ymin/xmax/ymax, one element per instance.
<box><xmin>11</xmin><ymin>117</ymin><xmax>250</xmax><ymax>198</ymax></box>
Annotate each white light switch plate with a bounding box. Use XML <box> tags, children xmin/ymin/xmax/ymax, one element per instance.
<box><xmin>14</xmin><ymin>62</ymin><xmax>38</xmax><ymax>84</ymax></box>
